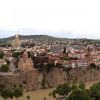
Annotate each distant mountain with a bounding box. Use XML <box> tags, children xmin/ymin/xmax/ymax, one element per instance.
<box><xmin>0</xmin><ymin>35</ymin><xmax>63</xmax><ymax>41</ymax></box>
<box><xmin>1</xmin><ymin>34</ymin><xmax>100</xmax><ymax>44</ymax></box>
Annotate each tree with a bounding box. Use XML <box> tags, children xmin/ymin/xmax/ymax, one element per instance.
<box><xmin>52</xmin><ymin>90</ymin><xmax>56</xmax><ymax>98</ymax></box>
<box><xmin>9</xmin><ymin>91</ymin><xmax>14</xmax><ymax>100</ymax></box>
<box><xmin>1</xmin><ymin>89</ymin><xmax>11</xmax><ymax>100</ymax></box>
<box><xmin>26</xmin><ymin>95</ymin><xmax>31</xmax><ymax>100</ymax></box>
<box><xmin>0</xmin><ymin>52</ymin><xmax>4</xmax><ymax>59</ymax></box>
<box><xmin>0</xmin><ymin>84</ymin><xmax>5</xmax><ymax>92</ymax></box>
<box><xmin>79</xmin><ymin>82</ymin><xmax>86</xmax><ymax>90</ymax></box>
<box><xmin>14</xmin><ymin>88</ymin><xmax>23</xmax><ymax>100</ymax></box>
<box><xmin>90</xmin><ymin>82</ymin><xmax>100</xmax><ymax>100</ymax></box>
<box><xmin>39</xmin><ymin>63</ymin><xmax>54</xmax><ymax>89</ymax></box>
<box><xmin>5</xmin><ymin>59</ymin><xmax>10</xmax><ymax>65</ymax></box>
<box><xmin>12</xmin><ymin>52</ymin><xmax>21</xmax><ymax>58</ymax></box>
<box><xmin>0</xmin><ymin>64</ymin><xmax>9</xmax><ymax>72</ymax></box>
<box><xmin>67</xmin><ymin>89</ymin><xmax>90</xmax><ymax>100</ymax></box>
<box><xmin>43</xmin><ymin>97</ymin><xmax>47</xmax><ymax>100</ymax></box>
<box><xmin>52</xmin><ymin>83</ymin><xmax>71</xmax><ymax>98</ymax></box>
<box><xmin>63</xmin><ymin>47</ymin><xmax>66</xmax><ymax>54</ymax></box>
<box><xmin>41</xmin><ymin>79</ymin><xmax>46</xmax><ymax>89</ymax></box>
<box><xmin>89</xmin><ymin>63</ymin><xmax>97</xmax><ymax>69</ymax></box>
<box><xmin>71</xmin><ymin>84</ymin><xmax>78</xmax><ymax>91</ymax></box>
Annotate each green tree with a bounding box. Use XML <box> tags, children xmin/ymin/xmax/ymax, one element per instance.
<box><xmin>0</xmin><ymin>64</ymin><xmax>9</xmax><ymax>72</ymax></box>
<box><xmin>9</xmin><ymin>91</ymin><xmax>14</xmax><ymax>100</ymax></box>
<box><xmin>14</xmin><ymin>88</ymin><xmax>23</xmax><ymax>100</ymax></box>
<box><xmin>63</xmin><ymin>47</ymin><xmax>66</xmax><ymax>54</ymax></box>
<box><xmin>85</xmin><ymin>89</ymin><xmax>91</xmax><ymax>97</ymax></box>
<box><xmin>52</xmin><ymin>83</ymin><xmax>71</xmax><ymax>98</ymax></box>
<box><xmin>0</xmin><ymin>84</ymin><xmax>5</xmax><ymax>92</ymax></box>
<box><xmin>89</xmin><ymin>63</ymin><xmax>97</xmax><ymax>69</ymax></box>
<box><xmin>90</xmin><ymin>82</ymin><xmax>100</xmax><ymax>100</ymax></box>
<box><xmin>5</xmin><ymin>59</ymin><xmax>10</xmax><ymax>65</ymax></box>
<box><xmin>12</xmin><ymin>52</ymin><xmax>21</xmax><ymax>58</ymax></box>
<box><xmin>52</xmin><ymin>90</ymin><xmax>56</xmax><ymax>98</ymax></box>
<box><xmin>1</xmin><ymin>89</ymin><xmax>10</xmax><ymax>100</ymax></box>
<box><xmin>0</xmin><ymin>52</ymin><xmax>4</xmax><ymax>59</ymax></box>
<box><xmin>79</xmin><ymin>82</ymin><xmax>86</xmax><ymax>90</ymax></box>
<box><xmin>39</xmin><ymin>63</ymin><xmax>54</xmax><ymax>89</ymax></box>
<box><xmin>71</xmin><ymin>84</ymin><xmax>78</xmax><ymax>91</ymax></box>
<box><xmin>26</xmin><ymin>95</ymin><xmax>30</xmax><ymax>100</ymax></box>
<box><xmin>68</xmin><ymin>89</ymin><xmax>90</xmax><ymax>100</ymax></box>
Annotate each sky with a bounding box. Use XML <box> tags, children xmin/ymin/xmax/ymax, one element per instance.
<box><xmin>0</xmin><ymin>0</ymin><xmax>100</xmax><ymax>39</ymax></box>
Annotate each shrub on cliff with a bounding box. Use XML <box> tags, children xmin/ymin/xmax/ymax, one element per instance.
<box><xmin>0</xmin><ymin>51</ymin><xmax>4</xmax><ymax>59</ymax></box>
<box><xmin>0</xmin><ymin>64</ymin><xmax>9</xmax><ymax>72</ymax></box>
<box><xmin>12</xmin><ymin>52</ymin><xmax>21</xmax><ymax>58</ymax></box>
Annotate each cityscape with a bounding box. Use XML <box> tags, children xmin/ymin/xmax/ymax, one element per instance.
<box><xmin>0</xmin><ymin>33</ymin><xmax>100</xmax><ymax>100</ymax></box>
<box><xmin>0</xmin><ymin>0</ymin><xmax>100</xmax><ymax>100</ymax></box>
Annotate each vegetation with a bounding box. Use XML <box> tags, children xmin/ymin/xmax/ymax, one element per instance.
<box><xmin>0</xmin><ymin>64</ymin><xmax>9</xmax><ymax>72</ymax></box>
<box><xmin>12</xmin><ymin>52</ymin><xmax>21</xmax><ymax>58</ymax></box>
<box><xmin>61</xmin><ymin>57</ymin><xmax>78</xmax><ymax>61</ymax></box>
<box><xmin>79</xmin><ymin>82</ymin><xmax>86</xmax><ymax>90</ymax></box>
<box><xmin>0</xmin><ymin>52</ymin><xmax>4</xmax><ymax>59</ymax></box>
<box><xmin>89</xmin><ymin>63</ymin><xmax>97</xmax><ymax>69</ymax></box>
<box><xmin>63</xmin><ymin>47</ymin><xmax>66</xmax><ymax>54</ymax></box>
<box><xmin>90</xmin><ymin>82</ymin><xmax>100</xmax><ymax>100</ymax></box>
<box><xmin>14</xmin><ymin>88</ymin><xmax>23</xmax><ymax>99</ymax></box>
<box><xmin>40</xmin><ymin>63</ymin><xmax>55</xmax><ymax>88</ymax></box>
<box><xmin>1</xmin><ymin>89</ymin><xmax>11</xmax><ymax>100</ymax></box>
<box><xmin>51</xmin><ymin>83</ymin><xmax>71</xmax><ymax>98</ymax></box>
<box><xmin>67</xmin><ymin>89</ymin><xmax>90</xmax><ymax>100</ymax></box>
<box><xmin>5</xmin><ymin>59</ymin><xmax>10</xmax><ymax>65</ymax></box>
<box><xmin>51</xmin><ymin>82</ymin><xmax>100</xmax><ymax>100</ymax></box>
<box><xmin>71</xmin><ymin>84</ymin><xmax>78</xmax><ymax>91</ymax></box>
<box><xmin>26</xmin><ymin>95</ymin><xmax>31</xmax><ymax>100</ymax></box>
<box><xmin>0</xmin><ymin>83</ymin><xmax>23</xmax><ymax>100</ymax></box>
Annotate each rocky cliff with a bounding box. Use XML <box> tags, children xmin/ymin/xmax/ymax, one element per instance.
<box><xmin>0</xmin><ymin>67</ymin><xmax>100</xmax><ymax>91</ymax></box>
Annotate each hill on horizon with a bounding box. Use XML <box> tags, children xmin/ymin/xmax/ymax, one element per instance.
<box><xmin>0</xmin><ymin>34</ymin><xmax>100</xmax><ymax>43</ymax></box>
<box><xmin>0</xmin><ymin>34</ymin><xmax>65</xmax><ymax>41</ymax></box>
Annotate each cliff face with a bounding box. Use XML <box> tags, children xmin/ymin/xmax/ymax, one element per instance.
<box><xmin>0</xmin><ymin>70</ymin><xmax>39</xmax><ymax>91</ymax></box>
<box><xmin>0</xmin><ymin>68</ymin><xmax>100</xmax><ymax>91</ymax></box>
<box><xmin>46</xmin><ymin>68</ymin><xmax>100</xmax><ymax>87</ymax></box>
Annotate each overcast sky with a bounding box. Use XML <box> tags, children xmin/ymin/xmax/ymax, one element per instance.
<box><xmin>0</xmin><ymin>0</ymin><xmax>100</xmax><ymax>39</ymax></box>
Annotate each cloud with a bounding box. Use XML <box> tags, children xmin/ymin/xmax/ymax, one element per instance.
<box><xmin>0</xmin><ymin>29</ymin><xmax>99</xmax><ymax>39</ymax></box>
<box><xmin>0</xmin><ymin>0</ymin><xmax>100</xmax><ymax>39</ymax></box>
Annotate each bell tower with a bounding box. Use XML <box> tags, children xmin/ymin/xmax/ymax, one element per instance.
<box><xmin>12</xmin><ymin>32</ymin><xmax>21</xmax><ymax>49</ymax></box>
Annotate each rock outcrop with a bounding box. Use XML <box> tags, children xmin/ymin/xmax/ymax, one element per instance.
<box><xmin>0</xmin><ymin>67</ymin><xmax>100</xmax><ymax>91</ymax></box>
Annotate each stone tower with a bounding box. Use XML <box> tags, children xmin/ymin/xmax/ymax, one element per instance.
<box><xmin>18</xmin><ymin>51</ymin><xmax>34</xmax><ymax>71</ymax></box>
<box><xmin>12</xmin><ymin>32</ymin><xmax>21</xmax><ymax>49</ymax></box>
